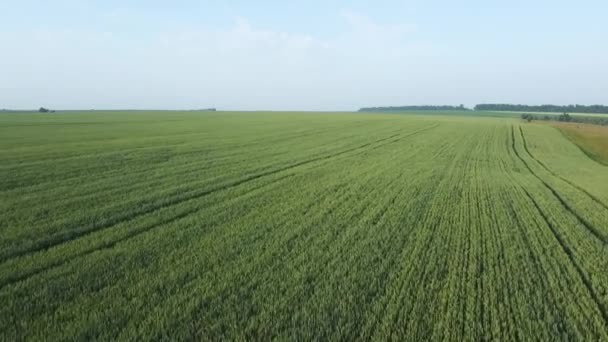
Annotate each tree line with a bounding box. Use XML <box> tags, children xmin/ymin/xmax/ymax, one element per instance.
<box><xmin>359</xmin><ymin>105</ymin><xmax>468</xmax><ymax>112</ymax></box>
<box><xmin>521</xmin><ymin>113</ymin><xmax>608</xmax><ymax>125</ymax></box>
<box><xmin>359</xmin><ymin>104</ymin><xmax>608</xmax><ymax>115</ymax></box>
<box><xmin>475</xmin><ymin>104</ymin><xmax>608</xmax><ymax>114</ymax></box>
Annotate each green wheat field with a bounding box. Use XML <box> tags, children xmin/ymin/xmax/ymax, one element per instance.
<box><xmin>1</xmin><ymin>111</ymin><xmax>608</xmax><ymax>340</ymax></box>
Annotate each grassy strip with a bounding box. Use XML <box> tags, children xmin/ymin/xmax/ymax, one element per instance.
<box><xmin>549</xmin><ymin>122</ymin><xmax>608</xmax><ymax>165</ymax></box>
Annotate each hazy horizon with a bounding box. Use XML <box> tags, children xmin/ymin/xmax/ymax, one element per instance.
<box><xmin>2</xmin><ymin>0</ymin><xmax>607</xmax><ymax>111</ymax></box>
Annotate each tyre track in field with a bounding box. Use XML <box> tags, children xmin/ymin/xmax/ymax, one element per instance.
<box><xmin>0</xmin><ymin>124</ymin><xmax>439</xmax><ymax>265</ymax></box>
<box><xmin>510</xmin><ymin>126</ymin><xmax>608</xmax><ymax>327</ymax></box>
<box><xmin>105</xmin><ymin>128</ymin><xmax>431</xmax><ymax>340</ymax></box>
<box><xmin>6</xmin><ymin>177</ymin><xmax>349</xmax><ymax>340</ymax></box>
<box><xmin>171</xmin><ymin>125</ymin><xmax>442</xmax><ymax>333</ymax></box>
<box><xmin>368</xmin><ymin>137</ymin><xmax>464</xmax><ymax>336</ymax></box>
<box><xmin>502</xmin><ymin>188</ymin><xmax>591</xmax><ymax>328</ymax></box>
<box><xmin>0</xmin><ymin>209</ymin><xmax>198</xmax><ymax>291</ymax></box>
<box><xmin>511</xmin><ymin>126</ymin><xmax>607</xmax><ymax>244</ymax></box>
<box><xmin>505</xmin><ymin>127</ymin><xmax>599</xmax><ymax>328</ymax></box>
<box><xmin>370</xmin><ymin>136</ymin><xmax>473</xmax><ymax>339</ymax></box>
<box><xmin>500</xmin><ymin>142</ymin><xmax>580</xmax><ymax>327</ymax></box>
<box><xmin>519</xmin><ymin>126</ymin><xmax>608</xmax><ymax>212</ymax></box>
<box><xmin>520</xmin><ymin>188</ymin><xmax>608</xmax><ymax>327</ymax></box>
<box><xmin>503</xmin><ymin>194</ymin><xmax>555</xmax><ymax>323</ymax></box>
<box><xmin>0</xmin><ymin>173</ymin><xmax>297</xmax><ymax>291</ymax></box>
<box><xmin>0</xmin><ymin>125</ymin><xmax>345</xmax><ymax>193</ymax></box>
<box><xmin>359</xmin><ymin>137</ymin><xmax>459</xmax><ymax>340</ymax></box>
<box><xmin>141</xmin><ymin>179</ymin><xmax>360</xmax><ymax>340</ymax></box>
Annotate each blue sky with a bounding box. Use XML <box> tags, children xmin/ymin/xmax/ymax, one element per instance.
<box><xmin>1</xmin><ymin>0</ymin><xmax>607</xmax><ymax>110</ymax></box>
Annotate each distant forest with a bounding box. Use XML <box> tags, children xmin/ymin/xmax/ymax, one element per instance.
<box><xmin>474</xmin><ymin>104</ymin><xmax>608</xmax><ymax>114</ymax></box>
<box><xmin>359</xmin><ymin>104</ymin><xmax>608</xmax><ymax>114</ymax></box>
<box><xmin>359</xmin><ymin>105</ymin><xmax>468</xmax><ymax>112</ymax></box>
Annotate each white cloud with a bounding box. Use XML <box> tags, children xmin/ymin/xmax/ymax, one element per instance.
<box><xmin>340</xmin><ymin>10</ymin><xmax>417</xmax><ymax>40</ymax></box>
<box><xmin>157</xmin><ymin>18</ymin><xmax>330</xmax><ymax>61</ymax></box>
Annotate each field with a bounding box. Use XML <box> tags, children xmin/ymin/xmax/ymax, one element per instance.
<box><xmin>1</xmin><ymin>111</ymin><xmax>608</xmax><ymax>340</ymax></box>
<box><xmin>550</xmin><ymin>122</ymin><xmax>608</xmax><ymax>165</ymax></box>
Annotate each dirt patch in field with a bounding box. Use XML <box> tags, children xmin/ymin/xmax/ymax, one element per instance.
<box><xmin>549</xmin><ymin>122</ymin><xmax>608</xmax><ymax>165</ymax></box>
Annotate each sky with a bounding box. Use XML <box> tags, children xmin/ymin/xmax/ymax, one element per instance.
<box><xmin>1</xmin><ymin>0</ymin><xmax>607</xmax><ymax>111</ymax></box>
